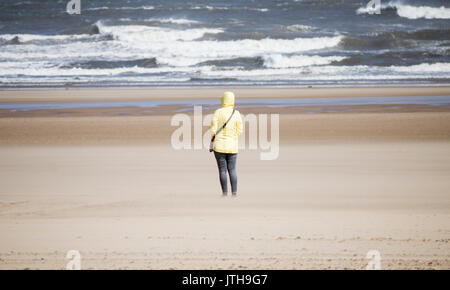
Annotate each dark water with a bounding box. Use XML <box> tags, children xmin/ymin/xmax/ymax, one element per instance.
<box><xmin>0</xmin><ymin>0</ymin><xmax>449</xmax><ymax>87</ymax></box>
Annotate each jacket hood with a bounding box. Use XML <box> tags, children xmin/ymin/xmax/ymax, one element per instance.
<box><xmin>221</xmin><ymin>91</ymin><xmax>235</xmax><ymax>108</ymax></box>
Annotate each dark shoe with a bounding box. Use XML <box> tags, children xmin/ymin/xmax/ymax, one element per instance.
<box><xmin>232</xmin><ymin>192</ymin><xmax>237</xmax><ymax>197</ymax></box>
<box><xmin>222</xmin><ymin>193</ymin><xmax>227</xmax><ymax>197</ymax></box>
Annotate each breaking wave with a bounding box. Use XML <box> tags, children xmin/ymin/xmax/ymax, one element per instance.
<box><xmin>357</xmin><ymin>1</ymin><xmax>450</xmax><ymax>19</ymax></box>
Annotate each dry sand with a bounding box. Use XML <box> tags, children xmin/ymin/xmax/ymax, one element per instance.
<box><xmin>0</xmin><ymin>87</ymin><xmax>449</xmax><ymax>269</ymax></box>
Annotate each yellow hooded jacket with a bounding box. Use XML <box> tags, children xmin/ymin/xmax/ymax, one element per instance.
<box><xmin>210</xmin><ymin>92</ymin><xmax>243</xmax><ymax>154</ymax></box>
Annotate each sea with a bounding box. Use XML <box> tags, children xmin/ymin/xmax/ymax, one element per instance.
<box><xmin>0</xmin><ymin>0</ymin><xmax>449</xmax><ymax>87</ymax></box>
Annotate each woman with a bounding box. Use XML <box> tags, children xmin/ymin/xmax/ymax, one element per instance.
<box><xmin>210</xmin><ymin>91</ymin><xmax>243</xmax><ymax>197</ymax></box>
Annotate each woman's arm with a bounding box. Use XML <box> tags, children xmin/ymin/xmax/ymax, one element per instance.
<box><xmin>210</xmin><ymin>110</ymin><xmax>219</xmax><ymax>137</ymax></box>
<box><xmin>235</xmin><ymin>111</ymin><xmax>243</xmax><ymax>136</ymax></box>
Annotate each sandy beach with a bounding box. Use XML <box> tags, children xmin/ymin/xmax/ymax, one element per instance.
<box><xmin>0</xmin><ymin>87</ymin><xmax>449</xmax><ymax>269</ymax></box>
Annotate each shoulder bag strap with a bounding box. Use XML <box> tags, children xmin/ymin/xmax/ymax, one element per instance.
<box><xmin>211</xmin><ymin>108</ymin><xmax>235</xmax><ymax>141</ymax></box>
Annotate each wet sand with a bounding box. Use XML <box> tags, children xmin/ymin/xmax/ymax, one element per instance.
<box><xmin>1</xmin><ymin>86</ymin><xmax>450</xmax><ymax>102</ymax></box>
<box><xmin>0</xmin><ymin>87</ymin><xmax>449</xmax><ymax>269</ymax></box>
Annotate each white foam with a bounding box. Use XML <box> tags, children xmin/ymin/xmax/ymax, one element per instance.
<box><xmin>157</xmin><ymin>36</ymin><xmax>342</xmax><ymax>66</ymax></box>
<box><xmin>192</xmin><ymin>6</ymin><xmax>229</xmax><ymax>11</ymax></box>
<box><xmin>248</xmin><ymin>8</ymin><xmax>269</xmax><ymax>12</ymax></box>
<box><xmin>390</xmin><ymin>62</ymin><xmax>450</xmax><ymax>73</ymax></box>
<box><xmin>85</xmin><ymin>6</ymin><xmax>109</xmax><ymax>11</ymax></box>
<box><xmin>285</xmin><ymin>25</ymin><xmax>316</xmax><ymax>32</ymax></box>
<box><xmin>392</xmin><ymin>3</ymin><xmax>450</xmax><ymax>19</ymax></box>
<box><xmin>1</xmin><ymin>63</ymin><xmax>450</xmax><ymax>85</ymax></box>
<box><xmin>0</xmin><ymin>65</ymin><xmax>195</xmax><ymax>77</ymax></box>
<box><xmin>263</xmin><ymin>54</ymin><xmax>346</xmax><ymax>68</ymax></box>
<box><xmin>97</xmin><ymin>23</ymin><xmax>222</xmax><ymax>42</ymax></box>
<box><xmin>191</xmin><ymin>6</ymin><xmax>268</xmax><ymax>12</ymax></box>
<box><xmin>86</xmin><ymin>6</ymin><xmax>155</xmax><ymax>11</ymax></box>
<box><xmin>0</xmin><ymin>33</ymin><xmax>92</xmax><ymax>42</ymax></box>
<box><xmin>92</xmin><ymin>23</ymin><xmax>343</xmax><ymax>66</ymax></box>
<box><xmin>150</xmin><ymin>18</ymin><xmax>200</xmax><ymax>24</ymax></box>
<box><xmin>357</xmin><ymin>1</ymin><xmax>450</xmax><ymax>19</ymax></box>
<box><xmin>0</xmin><ymin>74</ymin><xmax>189</xmax><ymax>85</ymax></box>
<box><xmin>0</xmin><ymin>29</ymin><xmax>342</xmax><ymax>68</ymax></box>
<box><xmin>196</xmin><ymin>63</ymin><xmax>450</xmax><ymax>81</ymax></box>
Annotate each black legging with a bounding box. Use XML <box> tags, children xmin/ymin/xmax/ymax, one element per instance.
<box><xmin>214</xmin><ymin>151</ymin><xmax>238</xmax><ymax>194</ymax></box>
